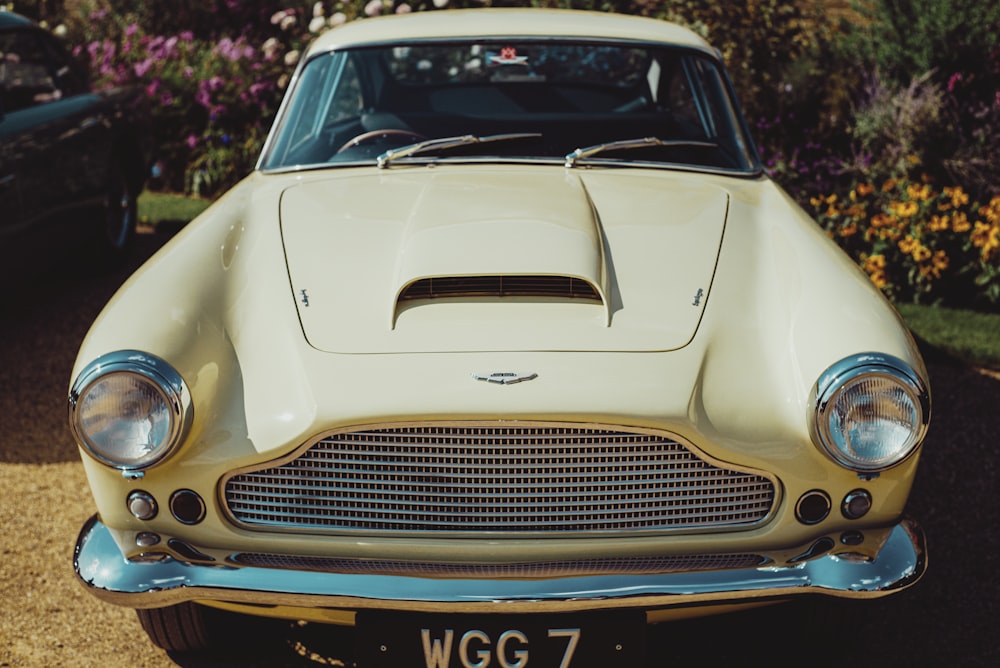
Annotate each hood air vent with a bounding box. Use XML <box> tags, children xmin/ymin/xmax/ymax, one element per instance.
<box><xmin>399</xmin><ymin>275</ymin><xmax>602</xmax><ymax>302</ymax></box>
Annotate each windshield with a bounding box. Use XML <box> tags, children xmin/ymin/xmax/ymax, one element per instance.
<box><xmin>260</xmin><ymin>40</ymin><xmax>759</xmax><ymax>172</ymax></box>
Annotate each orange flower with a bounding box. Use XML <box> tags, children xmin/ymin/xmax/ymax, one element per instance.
<box><xmin>840</xmin><ymin>222</ymin><xmax>858</xmax><ymax>237</ymax></box>
<box><xmin>882</xmin><ymin>178</ymin><xmax>898</xmax><ymax>192</ymax></box>
<box><xmin>871</xmin><ymin>212</ymin><xmax>894</xmax><ymax>228</ymax></box>
<box><xmin>856</xmin><ymin>183</ymin><xmax>875</xmax><ymax>197</ymax></box>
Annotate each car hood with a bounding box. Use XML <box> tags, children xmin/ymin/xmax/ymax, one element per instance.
<box><xmin>280</xmin><ymin>166</ymin><xmax>728</xmax><ymax>353</ymax></box>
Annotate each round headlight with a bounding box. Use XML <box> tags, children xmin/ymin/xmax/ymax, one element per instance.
<box><xmin>69</xmin><ymin>351</ymin><xmax>191</xmax><ymax>471</ymax></box>
<box><xmin>811</xmin><ymin>353</ymin><xmax>929</xmax><ymax>472</ymax></box>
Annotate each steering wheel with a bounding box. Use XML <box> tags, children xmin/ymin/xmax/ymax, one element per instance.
<box><xmin>336</xmin><ymin>129</ymin><xmax>427</xmax><ymax>154</ymax></box>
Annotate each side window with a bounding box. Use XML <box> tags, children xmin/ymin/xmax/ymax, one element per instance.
<box><xmin>0</xmin><ymin>29</ymin><xmax>83</xmax><ymax>113</ymax></box>
<box><xmin>663</xmin><ymin>59</ymin><xmax>704</xmax><ymax>139</ymax></box>
<box><xmin>325</xmin><ymin>56</ymin><xmax>363</xmax><ymax>125</ymax></box>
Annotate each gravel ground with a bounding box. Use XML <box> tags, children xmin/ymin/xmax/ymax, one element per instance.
<box><xmin>1</xmin><ymin>228</ymin><xmax>997</xmax><ymax>667</ymax></box>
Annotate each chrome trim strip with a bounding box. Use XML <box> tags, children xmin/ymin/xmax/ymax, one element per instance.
<box><xmin>75</xmin><ymin>515</ymin><xmax>926</xmax><ymax>612</ymax></box>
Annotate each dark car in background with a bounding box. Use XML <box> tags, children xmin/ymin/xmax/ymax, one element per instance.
<box><xmin>0</xmin><ymin>10</ymin><xmax>149</xmax><ymax>272</ymax></box>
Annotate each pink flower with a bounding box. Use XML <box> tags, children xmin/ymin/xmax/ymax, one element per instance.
<box><xmin>185</xmin><ymin>134</ymin><xmax>199</xmax><ymax>149</ymax></box>
<box><xmin>947</xmin><ymin>72</ymin><xmax>963</xmax><ymax>92</ymax></box>
<box><xmin>365</xmin><ymin>0</ymin><xmax>383</xmax><ymax>17</ymax></box>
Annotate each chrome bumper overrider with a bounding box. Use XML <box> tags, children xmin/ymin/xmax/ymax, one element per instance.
<box><xmin>74</xmin><ymin>516</ymin><xmax>926</xmax><ymax>613</ymax></box>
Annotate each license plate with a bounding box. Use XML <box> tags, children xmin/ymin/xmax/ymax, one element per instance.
<box><xmin>355</xmin><ymin>610</ymin><xmax>645</xmax><ymax>668</ymax></box>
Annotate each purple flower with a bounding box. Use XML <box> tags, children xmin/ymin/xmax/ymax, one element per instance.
<box><xmin>134</xmin><ymin>59</ymin><xmax>154</xmax><ymax>78</ymax></box>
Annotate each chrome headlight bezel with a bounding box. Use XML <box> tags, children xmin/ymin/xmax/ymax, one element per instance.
<box><xmin>69</xmin><ymin>350</ymin><xmax>192</xmax><ymax>471</ymax></box>
<box><xmin>810</xmin><ymin>353</ymin><xmax>930</xmax><ymax>473</ymax></box>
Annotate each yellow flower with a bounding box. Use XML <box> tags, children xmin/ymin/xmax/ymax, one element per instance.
<box><xmin>891</xmin><ymin>200</ymin><xmax>919</xmax><ymax>218</ymax></box>
<box><xmin>971</xmin><ymin>221</ymin><xmax>990</xmax><ymax>247</ymax></box>
<box><xmin>863</xmin><ymin>254</ymin><xmax>887</xmax><ymax>273</ymax></box>
<box><xmin>912</xmin><ymin>244</ymin><xmax>931</xmax><ymax>262</ymax></box>
<box><xmin>944</xmin><ymin>186</ymin><xmax>969</xmax><ymax>209</ymax></box>
<box><xmin>952</xmin><ymin>212</ymin><xmax>972</xmax><ymax>233</ymax></box>
<box><xmin>928</xmin><ymin>214</ymin><xmax>950</xmax><ymax>232</ymax></box>
<box><xmin>932</xmin><ymin>249</ymin><xmax>949</xmax><ymax>271</ymax></box>
<box><xmin>907</xmin><ymin>183</ymin><xmax>931</xmax><ymax>201</ymax></box>
<box><xmin>972</xmin><ymin>222</ymin><xmax>1000</xmax><ymax>260</ymax></box>
<box><xmin>898</xmin><ymin>235</ymin><xmax>918</xmax><ymax>254</ymax></box>
<box><xmin>981</xmin><ymin>197</ymin><xmax>1000</xmax><ymax>225</ymax></box>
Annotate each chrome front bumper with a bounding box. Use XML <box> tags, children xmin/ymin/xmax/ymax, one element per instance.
<box><xmin>74</xmin><ymin>515</ymin><xmax>926</xmax><ymax>614</ymax></box>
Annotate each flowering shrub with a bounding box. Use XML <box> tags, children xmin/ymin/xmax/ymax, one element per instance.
<box><xmin>59</xmin><ymin>1</ymin><xmax>492</xmax><ymax>194</ymax></box>
<box><xmin>811</xmin><ymin>180</ymin><xmax>1000</xmax><ymax>308</ymax></box>
<box><xmin>15</xmin><ymin>0</ymin><xmax>1000</xmax><ymax>311</ymax></box>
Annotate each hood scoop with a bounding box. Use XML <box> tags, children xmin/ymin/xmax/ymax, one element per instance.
<box><xmin>386</xmin><ymin>171</ymin><xmax>610</xmax><ymax>327</ymax></box>
<box><xmin>399</xmin><ymin>275</ymin><xmax>602</xmax><ymax>302</ymax></box>
<box><xmin>280</xmin><ymin>167</ymin><xmax>728</xmax><ymax>354</ymax></box>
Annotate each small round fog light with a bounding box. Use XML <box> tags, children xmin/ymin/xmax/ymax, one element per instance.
<box><xmin>842</xmin><ymin>489</ymin><xmax>873</xmax><ymax>519</ymax></box>
<box><xmin>127</xmin><ymin>491</ymin><xmax>157</xmax><ymax>520</ymax></box>
<box><xmin>170</xmin><ymin>489</ymin><xmax>205</xmax><ymax>525</ymax></box>
<box><xmin>795</xmin><ymin>490</ymin><xmax>831</xmax><ymax>525</ymax></box>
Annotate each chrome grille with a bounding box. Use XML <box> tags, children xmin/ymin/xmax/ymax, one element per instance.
<box><xmin>230</xmin><ymin>553</ymin><xmax>769</xmax><ymax>578</ymax></box>
<box><xmin>223</xmin><ymin>424</ymin><xmax>776</xmax><ymax>534</ymax></box>
<box><xmin>399</xmin><ymin>276</ymin><xmax>601</xmax><ymax>301</ymax></box>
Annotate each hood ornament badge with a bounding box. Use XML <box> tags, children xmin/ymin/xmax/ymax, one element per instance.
<box><xmin>473</xmin><ymin>372</ymin><xmax>538</xmax><ymax>385</ymax></box>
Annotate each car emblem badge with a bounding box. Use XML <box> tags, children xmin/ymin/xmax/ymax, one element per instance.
<box><xmin>473</xmin><ymin>372</ymin><xmax>538</xmax><ymax>385</ymax></box>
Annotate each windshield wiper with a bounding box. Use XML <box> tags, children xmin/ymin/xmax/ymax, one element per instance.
<box><xmin>564</xmin><ymin>137</ymin><xmax>718</xmax><ymax>168</ymax></box>
<box><xmin>377</xmin><ymin>133</ymin><xmax>543</xmax><ymax>169</ymax></box>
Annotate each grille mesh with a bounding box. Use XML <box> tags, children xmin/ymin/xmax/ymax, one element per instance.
<box><xmin>230</xmin><ymin>553</ymin><xmax>769</xmax><ymax>578</ymax></box>
<box><xmin>223</xmin><ymin>424</ymin><xmax>776</xmax><ymax>534</ymax></box>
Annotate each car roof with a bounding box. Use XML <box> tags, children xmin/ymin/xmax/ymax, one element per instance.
<box><xmin>0</xmin><ymin>10</ymin><xmax>36</xmax><ymax>30</ymax></box>
<box><xmin>308</xmin><ymin>8</ymin><xmax>714</xmax><ymax>57</ymax></box>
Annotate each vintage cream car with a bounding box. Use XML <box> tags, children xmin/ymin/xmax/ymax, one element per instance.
<box><xmin>70</xmin><ymin>8</ymin><xmax>930</xmax><ymax>664</ymax></box>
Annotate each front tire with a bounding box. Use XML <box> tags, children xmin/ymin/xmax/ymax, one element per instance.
<box><xmin>135</xmin><ymin>602</ymin><xmax>211</xmax><ymax>652</ymax></box>
<box><xmin>136</xmin><ymin>602</ymin><xmax>287</xmax><ymax>654</ymax></box>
